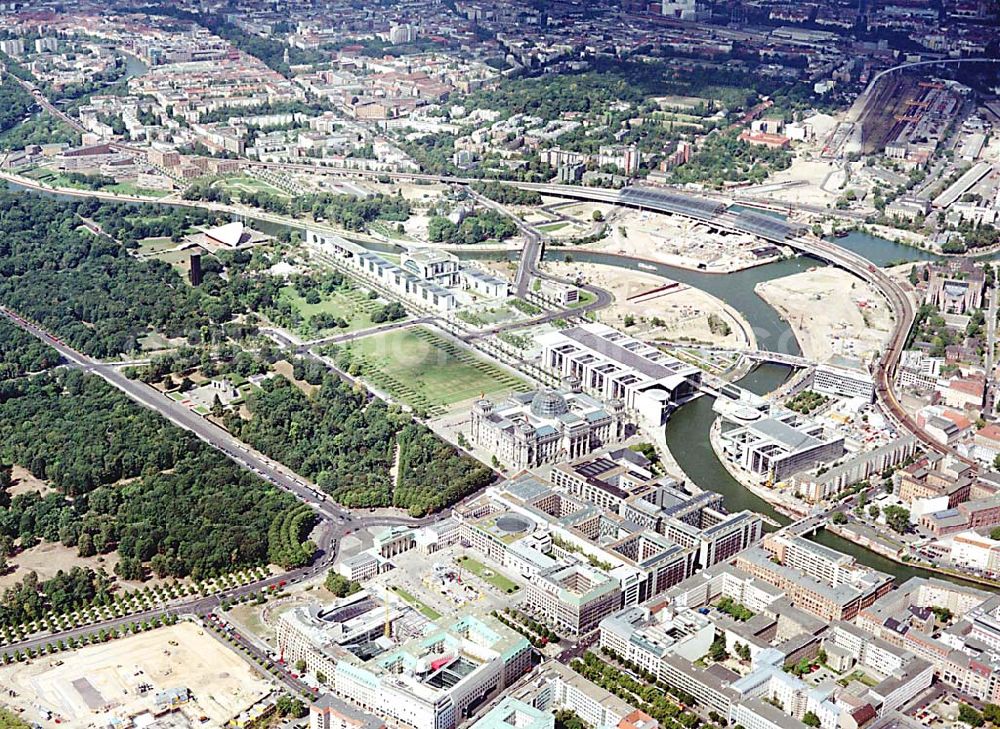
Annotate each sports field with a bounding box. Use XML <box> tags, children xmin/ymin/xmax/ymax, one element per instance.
<box><xmin>343</xmin><ymin>327</ymin><xmax>529</xmax><ymax>415</ymax></box>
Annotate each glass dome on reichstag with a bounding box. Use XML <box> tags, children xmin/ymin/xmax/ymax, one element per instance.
<box><xmin>530</xmin><ymin>389</ymin><xmax>569</xmax><ymax>418</ymax></box>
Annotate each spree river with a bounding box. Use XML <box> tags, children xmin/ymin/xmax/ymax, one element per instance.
<box><xmin>538</xmin><ymin>245</ymin><xmax>991</xmax><ymax>590</ymax></box>
<box><xmin>5</xmin><ymin>182</ymin><xmax>989</xmax><ymax>588</ymax></box>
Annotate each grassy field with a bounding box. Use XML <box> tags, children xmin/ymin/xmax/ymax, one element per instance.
<box><xmin>153</xmin><ymin>249</ymin><xmax>195</xmax><ymax>277</ymax></box>
<box><xmin>103</xmin><ymin>182</ymin><xmax>171</xmax><ymax>198</ymax></box>
<box><xmin>538</xmin><ymin>221</ymin><xmax>569</xmax><ymax>233</ymax></box>
<box><xmin>391</xmin><ymin>585</ymin><xmax>442</xmax><ymax>620</ymax></box>
<box><xmin>279</xmin><ymin>285</ymin><xmax>384</xmax><ymax>335</ymax></box>
<box><xmin>23</xmin><ymin>169</ymin><xmax>169</xmax><ymax>198</ymax></box>
<box><xmin>340</xmin><ymin>327</ymin><xmax>530</xmax><ymax>415</ymax></box>
<box><xmin>135</xmin><ymin>237</ymin><xmax>177</xmax><ymax>255</ymax></box>
<box><xmin>456</xmin><ymin>306</ymin><xmax>519</xmax><ymax>327</ymax></box>
<box><xmin>216</xmin><ymin>175</ymin><xmax>290</xmax><ymax>199</ymax></box>
<box><xmin>138</xmin><ymin>332</ymin><xmax>173</xmax><ymax>352</ymax></box>
<box><xmin>456</xmin><ymin>555</ymin><xmax>519</xmax><ymax>594</ymax></box>
<box><xmin>24</xmin><ymin>168</ymin><xmax>93</xmax><ymax>189</ymax></box>
<box><xmin>369</xmin><ymin>221</ymin><xmax>412</xmax><ymax>240</ymax></box>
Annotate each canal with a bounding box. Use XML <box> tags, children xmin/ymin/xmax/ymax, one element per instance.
<box><xmin>829</xmin><ymin>230</ymin><xmax>939</xmax><ymax>267</ymax></box>
<box><xmin>122</xmin><ymin>52</ymin><xmax>149</xmax><ymax>80</ymax></box>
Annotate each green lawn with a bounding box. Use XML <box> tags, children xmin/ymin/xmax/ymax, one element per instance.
<box><xmin>279</xmin><ymin>285</ymin><xmax>384</xmax><ymax>335</ymax></box>
<box><xmin>456</xmin><ymin>556</ymin><xmax>519</xmax><ymax>594</ymax></box>
<box><xmin>217</xmin><ymin>176</ymin><xmax>292</xmax><ymax>199</ymax></box>
<box><xmin>538</xmin><ymin>221</ymin><xmax>569</xmax><ymax>233</ymax></box>
<box><xmin>338</xmin><ymin>327</ymin><xmax>530</xmax><ymax>415</ymax></box>
<box><xmin>135</xmin><ymin>237</ymin><xmax>177</xmax><ymax>255</ymax></box>
<box><xmin>838</xmin><ymin>669</ymin><xmax>878</xmax><ymax>687</ymax></box>
<box><xmin>391</xmin><ymin>585</ymin><xmax>442</xmax><ymax>620</ymax></box>
<box><xmin>456</xmin><ymin>306</ymin><xmax>517</xmax><ymax>327</ymax></box>
<box><xmin>138</xmin><ymin>248</ymin><xmax>197</xmax><ymax>280</ymax></box>
<box><xmin>24</xmin><ymin>168</ymin><xmax>93</xmax><ymax>189</ymax></box>
<box><xmin>138</xmin><ymin>332</ymin><xmax>172</xmax><ymax>351</ymax></box>
<box><xmin>369</xmin><ymin>221</ymin><xmax>411</xmax><ymax>240</ymax></box>
<box><xmin>0</xmin><ymin>706</ymin><xmax>29</xmax><ymax>728</ymax></box>
<box><xmin>103</xmin><ymin>182</ymin><xmax>171</xmax><ymax>198</ymax></box>
<box><xmin>23</xmin><ymin>169</ymin><xmax>169</xmax><ymax>198</ymax></box>
<box><xmin>567</xmin><ymin>290</ymin><xmax>597</xmax><ymax>309</ymax></box>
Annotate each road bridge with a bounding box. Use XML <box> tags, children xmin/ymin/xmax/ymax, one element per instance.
<box><xmin>743</xmin><ymin>351</ymin><xmax>813</xmax><ymax>368</ymax></box>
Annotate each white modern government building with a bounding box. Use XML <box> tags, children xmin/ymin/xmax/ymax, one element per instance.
<box><xmin>307</xmin><ymin>229</ymin><xmax>509</xmax><ymax>313</ymax></box>
<box><xmin>536</xmin><ymin>323</ymin><xmax>701</xmax><ymax>429</ymax></box>
<box><xmin>718</xmin><ymin>407</ymin><xmax>845</xmax><ymax>483</ymax></box>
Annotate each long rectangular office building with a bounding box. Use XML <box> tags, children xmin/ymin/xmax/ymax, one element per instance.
<box><xmin>536</xmin><ymin>322</ymin><xmax>701</xmax><ymax>428</ymax></box>
<box><xmin>306</xmin><ymin>229</ymin><xmax>457</xmax><ymax>312</ymax></box>
<box><xmin>719</xmin><ymin>410</ymin><xmax>845</xmax><ymax>483</ymax></box>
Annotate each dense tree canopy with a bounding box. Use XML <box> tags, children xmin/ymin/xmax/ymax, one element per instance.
<box><xmin>0</xmin><ymin>194</ymin><xmax>214</xmax><ymax>357</ymax></box>
<box><xmin>0</xmin><ymin>567</ymin><xmax>114</xmax><ymax>628</ymax></box>
<box><xmin>0</xmin><ymin>74</ymin><xmax>35</xmax><ymax>134</ymax></box>
<box><xmin>0</xmin><ymin>369</ymin><xmax>302</xmax><ymax>584</ymax></box>
<box><xmin>182</xmin><ymin>185</ymin><xmax>412</xmax><ymax>233</ymax></box>
<box><xmin>0</xmin><ymin>370</ymin><xmax>190</xmax><ymax>496</ymax></box>
<box><xmin>0</xmin><ymin>193</ymin><xmax>291</xmax><ymax>356</ymax></box>
<box><xmin>227</xmin><ymin>375</ymin><xmax>493</xmax><ymax>515</ymax></box>
<box><xmin>0</xmin><ymin>113</ymin><xmax>80</xmax><ymax>150</ymax></box>
<box><xmin>0</xmin><ymin>319</ymin><xmax>61</xmax><ymax>380</ymax></box>
<box><xmin>667</xmin><ymin>130</ymin><xmax>791</xmax><ymax>188</ymax></box>
<box><xmin>471</xmin><ymin>182</ymin><xmax>543</xmax><ymax>206</ymax></box>
<box><xmin>428</xmin><ymin>210</ymin><xmax>517</xmax><ymax>245</ymax></box>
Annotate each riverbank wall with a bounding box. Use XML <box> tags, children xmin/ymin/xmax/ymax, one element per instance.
<box><xmin>826</xmin><ymin>523</ymin><xmax>1000</xmax><ymax>590</ymax></box>
<box><xmin>708</xmin><ymin>418</ymin><xmax>811</xmax><ymax>521</ymax></box>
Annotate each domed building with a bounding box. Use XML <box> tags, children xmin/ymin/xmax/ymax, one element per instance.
<box><xmin>470</xmin><ymin>386</ymin><xmax>626</xmax><ymax>470</ymax></box>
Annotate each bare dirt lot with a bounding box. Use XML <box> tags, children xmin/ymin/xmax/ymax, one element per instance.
<box><xmin>760</xmin><ymin>158</ymin><xmax>842</xmax><ymax>207</ymax></box>
<box><xmin>584</xmin><ymin>209</ymin><xmax>778</xmax><ymax>272</ymax></box>
<box><xmin>8</xmin><ymin>465</ymin><xmax>54</xmax><ymax>498</ymax></box>
<box><xmin>0</xmin><ymin>541</ymin><xmax>120</xmax><ymax>591</ymax></box>
<box><xmin>0</xmin><ymin>622</ymin><xmax>271</xmax><ymax>727</ymax></box>
<box><xmin>541</xmin><ymin>261</ymin><xmax>753</xmax><ymax>348</ymax></box>
<box><xmin>755</xmin><ymin>267</ymin><xmax>894</xmax><ymax>363</ymax></box>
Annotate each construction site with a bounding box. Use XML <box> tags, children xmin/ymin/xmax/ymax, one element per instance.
<box><xmin>0</xmin><ymin>622</ymin><xmax>272</xmax><ymax>728</ymax></box>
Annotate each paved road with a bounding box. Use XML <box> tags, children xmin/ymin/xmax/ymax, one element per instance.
<box><xmin>296</xmin><ymin>316</ymin><xmax>434</xmax><ymax>351</ymax></box>
<box><xmin>555</xmin><ymin>630</ymin><xmax>599</xmax><ymax>663</ymax></box>
<box><xmin>986</xmin><ymin>285</ymin><xmax>997</xmax><ymax>418</ymax></box>
<box><xmin>466</xmin><ymin>187</ymin><xmax>544</xmax><ymax>299</ymax></box>
<box><xmin>0</xmin><ymin>307</ymin><xmax>449</xmax><ymax>649</ymax></box>
<box><xmin>0</xmin><ymin>307</ymin><xmax>358</xmax><ymax>521</ymax></box>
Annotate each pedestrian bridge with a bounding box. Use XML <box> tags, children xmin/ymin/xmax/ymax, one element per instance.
<box><xmin>657</xmin><ymin>342</ymin><xmax>813</xmax><ymax>369</ymax></box>
<box><xmin>743</xmin><ymin>350</ymin><xmax>813</xmax><ymax>368</ymax></box>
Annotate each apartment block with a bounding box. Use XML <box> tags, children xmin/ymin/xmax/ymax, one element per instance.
<box><xmin>735</xmin><ymin>540</ymin><xmax>893</xmax><ymax>622</ymax></box>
